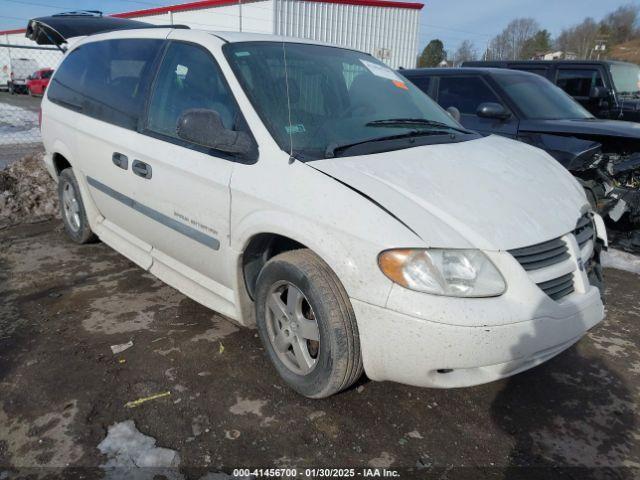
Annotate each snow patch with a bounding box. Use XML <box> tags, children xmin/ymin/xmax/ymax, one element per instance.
<box><xmin>98</xmin><ymin>420</ymin><xmax>181</xmax><ymax>480</ymax></box>
<box><xmin>0</xmin><ymin>104</ymin><xmax>41</xmax><ymax>145</ymax></box>
<box><xmin>602</xmin><ymin>249</ymin><xmax>640</xmax><ymax>275</ymax></box>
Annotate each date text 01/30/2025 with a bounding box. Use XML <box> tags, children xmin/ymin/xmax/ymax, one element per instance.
<box><xmin>232</xmin><ymin>468</ymin><xmax>401</xmax><ymax>477</ymax></box>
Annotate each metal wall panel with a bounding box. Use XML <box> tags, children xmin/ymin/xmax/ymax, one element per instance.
<box><xmin>2</xmin><ymin>0</ymin><xmax>419</xmax><ymax>68</ymax></box>
<box><xmin>274</xmin><ymin>0</ymin><xmax>419</xmax><ymax>68</ymax></box>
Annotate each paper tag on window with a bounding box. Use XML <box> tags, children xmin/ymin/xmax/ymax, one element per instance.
<box><xmin>360</xmin><ymin>59</ymin><xmax>402</xmax><ymax>82</ymax></box>
<box><xmin>285</xmin><ymin>124</ymin><xmax>306</xmax><ymax>134</ymax></box>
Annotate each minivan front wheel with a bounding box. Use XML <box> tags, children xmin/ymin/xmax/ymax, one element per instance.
<box><xmin>58</xmin><ymin>168</ymin><xmax>97</xmax><ymax>244</ymax></box>
<box><xmin>255</xmin><ymin>249</ymin><xmax>363</xmax><ymax>398</ymax></box>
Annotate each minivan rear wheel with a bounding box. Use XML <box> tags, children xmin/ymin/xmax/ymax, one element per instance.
<box><xmin>58</xmin><ymin>168</ymin><xmax>97</xmax><ymax>244</ymax></box>
<box><xmin>255</xmin><ymin>249</ymin><xmax>363</xmax><ymax>398</ymax></box>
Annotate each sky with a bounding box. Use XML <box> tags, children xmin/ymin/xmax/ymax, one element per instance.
<box><xmin>0</xmin><ymin>0</ymin><xmax>638</xmax><ymax>53</ymax></box>
<box><xmin>420</xmin><ymin>0</ymin><xmax>639</xmax><ymax>55</ymax></box>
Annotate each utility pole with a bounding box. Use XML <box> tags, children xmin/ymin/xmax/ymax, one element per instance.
<box><xmin>593</xmin><ymin>34</ymin><xmax>608</xmax><ymax>61</ymax></box>
<box><xmin>239</xmin><ymin>0</ymin><xmax>242</xmax><ymax>32</ymax></box>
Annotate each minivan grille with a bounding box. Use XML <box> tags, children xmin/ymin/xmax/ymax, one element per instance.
<box><xmin>509</xmin><ymin>237</ymin><xmax>569</xmax><ymax>271</ymax></box>
<box><xmin>509</xmin><ymin>213</ymin><xmax>594</xmax><ymax>302</ymax></box>
<box><xmin>537</xmin><ymin>272</ymin><xmax>575</xmax><ymax>300</ymax></box>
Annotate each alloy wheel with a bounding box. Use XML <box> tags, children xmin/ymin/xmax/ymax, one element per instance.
<box><xmin>265</xmin><ymin>281</ymin><xmax>320</xmax><ymax>375</ymax></box>
<box><xmin>62</xmin><ymin>181</ymin><xmax>81</xmax><ymax>232</ymax></box>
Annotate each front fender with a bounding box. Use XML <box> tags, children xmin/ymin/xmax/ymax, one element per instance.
<box><xmin>230</xmin><ymin>209</ymin><xmax>395</xmax><ymax>308</ymax></box>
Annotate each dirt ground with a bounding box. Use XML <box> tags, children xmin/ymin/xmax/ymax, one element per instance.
<box><xmin>0</xmin><ymin>218</ymin><xmax>639</xmax><ymax>479</ymax></box>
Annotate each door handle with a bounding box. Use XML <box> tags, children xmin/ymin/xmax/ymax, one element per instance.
<box><xmin>112</xmin><ymin>152</ymin><xmax>128</xmax><ymax>170</ymax></box>
<box><xmin>132</xmin><ymin>160</ymin><xmax>152</xmax><ymax>179</ymax></box>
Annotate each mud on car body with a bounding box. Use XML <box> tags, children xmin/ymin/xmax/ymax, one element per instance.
<box><xmin>402</xmin><ymin>67</ymin><xmax>640</xmax><ymax>243</ymax></box>
<box><xmin>32</xmin><ymin>13</ymin><xmax>606</xmax><ymax>397</ymax></box>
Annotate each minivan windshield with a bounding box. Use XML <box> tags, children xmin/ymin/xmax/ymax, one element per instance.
<box><xmin>609</xmin><ymin>62</ymin><xmax>640</xmax><ymax>96</ymax></box>
<box><xmin>493</xmin><ymin>72</ymin><xmax>594</xmax><ymax>120</ymax></box>
<box><xmin>224</xmin><ymin>42</ymin><xmax>472</xmax><ymax>160</ymax></box>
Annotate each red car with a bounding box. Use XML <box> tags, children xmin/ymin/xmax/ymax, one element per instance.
<box><xmin>26</xmin><ymin>68</ymin><xmax>53</xmax><ymax>96</ymax></box>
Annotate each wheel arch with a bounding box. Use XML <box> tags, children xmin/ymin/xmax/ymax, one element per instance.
<box><xmin>241</xmin><ymin>232</ymin><xmax>308</xmax><ymax>301</ymax></box>
<box><xmin>231</xmin><ymin>211</ymin><xmax>393</xmax><ymax>326</ymax></box>
<box><xmin>52</xmin><ymin>151</ymin><xmax>71</xmax><ymax>176</ymax></box>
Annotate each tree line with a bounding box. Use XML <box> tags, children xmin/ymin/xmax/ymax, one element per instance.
<box><xmin>418</xmin><ymin>3</ymin><xmax>640</xmax><ymax>67</ymax></box>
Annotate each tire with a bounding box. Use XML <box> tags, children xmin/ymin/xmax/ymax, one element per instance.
<box><xmin>255</xmin><ymin>249</ymin><xmax>363</xmax><ymax>398</ymax></box>
<box><xmin>58</xmin><ymin>168</ymin><xmax>97</xmax><ymax>244</ymax></box>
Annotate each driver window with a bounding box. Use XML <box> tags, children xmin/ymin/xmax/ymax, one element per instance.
<box><xmin>147</xmin><ymin>42</ymin><xmax>239</xmax><ymax>140</ymax></box>
<box><xmin>437</xmin><ymin>76</ymin><xmax>501</xmax><ymax>115</ymax></box>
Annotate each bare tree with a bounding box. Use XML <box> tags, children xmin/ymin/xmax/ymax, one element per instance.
<box><xmin>453</xmin><ymin>40</ymin><xmax>477</xmax><ymax>66</ymax></box>
<box><xmin>600</xmin><ymin>4</ymin><xmax>639</xmax><ymax>45</ymax></box>
<box><xmin>485</xmin><ymin>18</ymin><xmax>540</xmax><ymax>60</ymax></box>
<box><xmin>556</xmin><ymin>18</ymin><xmax>600</xmax><ymax>59</ymax></box>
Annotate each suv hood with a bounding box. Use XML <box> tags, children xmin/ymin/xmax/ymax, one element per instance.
<box><xmin>519</xmin><ymin>118</ymin><xmax>640</xmax><ymax>139</ymax></box>
<box><xmin>311</xmin><ymin>135</ymin><xmax>588</xmax><ymax>251</ymax></box>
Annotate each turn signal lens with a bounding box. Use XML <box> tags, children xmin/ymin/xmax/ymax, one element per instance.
<box><xmin>378</xmin><ymin>248</ymin><xmax>506</xmax><ymax>297</ymax></box>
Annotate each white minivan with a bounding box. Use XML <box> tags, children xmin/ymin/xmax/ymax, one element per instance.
<box><xmin>31</xmin><ymin>15</ymin><xmax>607</xmax><ymax>398</ymax></box>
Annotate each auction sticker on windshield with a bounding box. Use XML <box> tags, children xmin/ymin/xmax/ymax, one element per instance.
<box><xmin>360</xmin><ymin>59</ymin><xmax>401</xmax><ymax>81</ymax></box>
<box><xmin>360</xmin><ymin>59</ymin><xmax>408</xmax><ymax>90</ymax></box>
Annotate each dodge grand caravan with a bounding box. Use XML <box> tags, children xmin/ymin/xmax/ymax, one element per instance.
<box><xmin>30</xmin><ymin>14</ymin><xmax>607</xmax><ymax>398</ymax></box>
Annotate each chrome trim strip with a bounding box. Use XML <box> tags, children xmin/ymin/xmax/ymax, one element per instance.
<box><xmin>86</xmin><ymin>176</ymin><xmax>220</xmax><ymax>251</ymax></box>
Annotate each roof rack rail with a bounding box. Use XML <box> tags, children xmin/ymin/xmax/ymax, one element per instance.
<box><xmin>52</xmin><ymin>11</ymin><xmax>103</xmax><ymax>17</ymax></box>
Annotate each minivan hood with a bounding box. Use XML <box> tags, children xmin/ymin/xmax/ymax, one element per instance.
<box><xmin>519</xmin><ymin>118</ymin><xmax>640</xmax><ymax>139</ymax></box>
<box><xmin>311</xmin><ymin>135</ymin><xmax>588</xmax><ymax>251</ymax></box>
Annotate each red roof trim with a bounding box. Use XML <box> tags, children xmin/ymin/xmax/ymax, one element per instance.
<box><xmin>0</xmin><ymin>0</ymin><xmax>422</xmax><ymax>35</ymax></box>
<box><xmin>114</xmin><ymin>0</ymin><xmax>423</xmax><ymax>18</ymax></box>
<box><xmin>303</xmin><ymin>0</ymin><xmax>423</xmax><ymax>9</ymax></box>
<box><xmin>112</xmin><ymin>0</ymin><xmax>240</xmax><ymax>18</ymax></box>
<box><xmin>0</xmin><ymin>28</ymin><xmax>27</xmax><ymax>35</ymax></box>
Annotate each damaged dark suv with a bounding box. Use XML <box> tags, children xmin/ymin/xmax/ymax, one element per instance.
<box><xmin>402</xmin><ymin>67</ymin><xmax>640</xmax><ymax>241</ymax></box>
<box><xmin>462</xmin><ymin>60</ymin><xmax>640</xmax><ymax>123</ymax></box>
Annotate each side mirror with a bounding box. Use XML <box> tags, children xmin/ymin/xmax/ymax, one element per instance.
<box><xmin>590</xmin><ymin>85</ymin><xmax>610</xmax><ymax>100</ymax></box>
<box><xmin>446</xmin><ymin>106</ymin><xmax>461</xmax><ymax>122</ymax></box>
<box><xmin>477</xmin><ymin>102</ymin><xmax>511</xmax><ymax>120</ymax></box>
<box><xmin>177</xmin><ymin>108</ymin><xmax>252</xmax><ymax>156</ymax></box>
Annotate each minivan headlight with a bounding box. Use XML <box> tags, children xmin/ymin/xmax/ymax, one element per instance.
<box><xmin>378</xmin><ymin>249</ymin><xmax>506</xmax><ymax>297</ymax></box>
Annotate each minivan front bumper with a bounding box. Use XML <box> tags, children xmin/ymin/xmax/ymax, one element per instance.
<box><xmin>352</xmin><ymin>285</ymin><xmax>604</xmax><ymax>388</ymax></box>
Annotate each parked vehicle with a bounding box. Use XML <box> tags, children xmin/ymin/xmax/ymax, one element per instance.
<box><xmin>8</xmin><ymin>57</ymin><xmax>39</xmax><ymax>94</ymax></box>
<box><xmin>30</xmin><ymin>14</ymin><xmax>607</xmax><ymax>398</ymax></box>
<box><xmin>462</xmin><ymin>60</ymin><xmax>640</xmax><ymax>123</ymax></box>
<box><xmin>26</xmin><ymin>67</ymin><xmax>53</xmax><ymax>95</ymax></box>
<box><xmin>0</xmin><ymin>64</ymin><xmax>9</xmax><ymax>91</ymax></box>
<box><xmin>401</xmin><ymin>67</ymin><xmax>640</xmax><ymax>236</ymax></box>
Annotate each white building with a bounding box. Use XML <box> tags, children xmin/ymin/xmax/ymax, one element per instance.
<box><xmin>0</xmin><ymin>0</ymin><xmax>423</xmax><ymax>69</ymax></box>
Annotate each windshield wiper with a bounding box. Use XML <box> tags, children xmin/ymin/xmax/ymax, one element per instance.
<box><xmin>366</xmin><ymin>118</ymin><xmax>473</xmax><ymax>134</ymax></box>
<box><xmin>325</xmin><ymin>129</ymin><xmax>455</xmax><ymax>159</ymax></box>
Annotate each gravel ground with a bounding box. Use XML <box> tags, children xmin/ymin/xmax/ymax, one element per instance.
<box><xmin>0</xmin><ymin>218</ymin><xmax>639</xmax><ymax>479</ymax></box>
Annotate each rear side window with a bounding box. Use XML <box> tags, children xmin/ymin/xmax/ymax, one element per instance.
<box><xmin>556</xmin><ymin>69</ymin><xmax>604</xmax><ymax>98</ymax></box>
<box><xmin>436</xmin><ymin>76</ymin><xmax>501</xmax><ymax>114</ymax></box>
<box><xmin>48</xmin><ymin>39</ymin><xmax>164</xmax><ymax>130</ymax></box>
